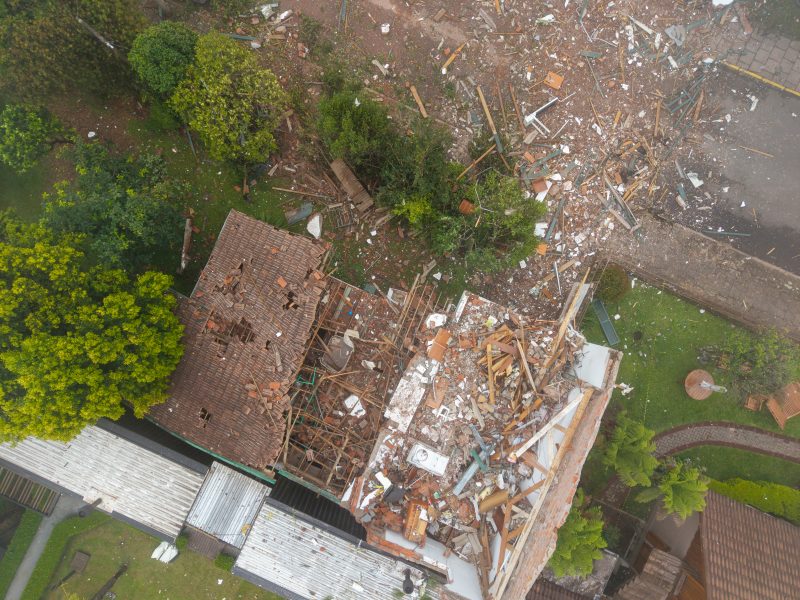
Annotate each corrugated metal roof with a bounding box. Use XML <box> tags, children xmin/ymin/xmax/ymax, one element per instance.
<box><xmin>0</xmin><ymin>425</ymin><xmax>205</xmax><ymax>540</ymax></box>
<box><xmin>186</xmin><ymin>461</ymin><xmax>269</xmax><ymax>548</ymax></box>
<box><xmin>234</xmin><ymin>502</ymin><xmax>435</xmax><ymax>600</ymax></box>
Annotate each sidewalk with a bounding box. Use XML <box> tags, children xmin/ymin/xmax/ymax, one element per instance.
<box><xmin>4</xmin><ymin>495</ymin><xmax>84</xmax><ymax>600</ymax></box>
<box><xmin>600</xmin><ymin>211</ymin><xmax>800</xmax><ymax>341</ymax></box>
<box><xmin>707</xmin><ymin>6</ymin><xmax>800</xmax><ymax>92</ymax></box>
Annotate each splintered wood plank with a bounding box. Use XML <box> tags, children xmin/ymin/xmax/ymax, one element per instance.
<box><xmin>486</xmin><ymin>343</ymin><xmax>496</xmax><ymax>404</ymax></box>
<box><xmin>496</xmin><ymin>501</ymin><xmax>512</xmax><ymax>574</ymax></box>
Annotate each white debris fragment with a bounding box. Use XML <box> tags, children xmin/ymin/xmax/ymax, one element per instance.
<box><xmin>686</xmin><ymin>173</ymin><xmax>704</xmax><ymax>188</ymax></box>
<box><xmin>87</xmin><ymin>131</ymin><xmax>96</xmax><ymax>138</ymax></box>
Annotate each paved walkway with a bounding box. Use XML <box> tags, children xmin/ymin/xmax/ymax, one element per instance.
<box><xmin>653</xmin><ymin>421</ymin><xmax>800</xmax><ymax>462</ymax></box>
<box><xmin>707</xmin><ymin>6</ymin><xmax>800</xmax><ymax>92</ymax></box>
<box><xmin>5</xmin><ymin>494</ymin><xmax>85</xmax><ymax>600</ymax></box>
<box><xmin>600</xmin><ymin>211</ymin><xmax>800</xmax><ymax>341</ymax></box>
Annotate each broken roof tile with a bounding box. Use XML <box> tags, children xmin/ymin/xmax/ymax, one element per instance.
<box><xmin>149</xmin><ymin>210</ymin><xmax>325</xmax><ymax>469</ymax></box>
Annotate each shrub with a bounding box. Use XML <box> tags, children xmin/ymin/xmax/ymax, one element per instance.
<box><xmin>0</xmin><ymin>510</ymin><xmax>43</xmax><ymax>598</ymax></box>
<box><xmin>129</xmin><ymin>21</ymin><xmax>198</xmax><ymax>99</ymax></box>
<box><xmin>21</xmin><ymin>512</ymin><xmax>109</xmax><ymax>600</ymax></box>
<box><xmin>710</xmin><ymin>478</ymin><xmax>800</xmax><ymax>525</ymax></box>
<box><xmin>596</xmin><ymin>265</ymin><xmax>631</xmax><ymax>303</ymax></box>
<box><xmin>722</xmin><ymin>328</ymin><xmax>800</xmax><ymax>399</ymax></box>
<box><xmin>214</xmin><ymin>552</ymin><xmax>236</xmax><ymax>571</ymax></box>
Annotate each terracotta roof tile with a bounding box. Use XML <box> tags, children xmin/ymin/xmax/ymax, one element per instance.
<box><xmin>701</xmin><ymin>491</ymin><xmax>800</xmax><ymax>600</ymax></box>
<box><xmin>149</xmin><ymin>210</ymin><xmax>325</xmax><ymax>469</ymax></box>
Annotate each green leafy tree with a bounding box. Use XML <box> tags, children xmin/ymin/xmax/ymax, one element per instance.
<box><xmin>129</xmin><ymin>21</ymin><xmax>198</xmax><ymax>99</ymax></box>
<box><xmin>637</xmin><ymin>460</ymin><xmax>709</xmax><ymax>520</ymax></box>
<box><xmin>0</xmin><ymin>104</ymin><xmax>72</xmax><ymax>173</ymax></box>
<box><xmin>722</xmin><ymin>328</ymin><xmax>800</xmax><ymax>399</ymax></box>
<box><xmin>463</xmin><ymin>171</ymin><xmax>546</xmax><ymax>268</ymax></box>
<box><xmin>549</xmin><ymin>489</ymin><xmax>607</xmax><ymax>578</ymax></box>
<box><xmin>0</xmin><ymin>220</ymin><xmax>184</xmax><ymax>441</ymax></box>
<box><xmin>171</xmin><ymin>33</ymin><xmax>288</xmax><ymax>164</ymax></box>
<box><xmin>0</xmin><ymin>0</ymin><xmax>146</xmax><ymax>99</ymax></box>
<box><xmin>42</xmin><ymin>143</ymin><xmax>183</xmax><ymax>271</ymax></box>
<box><xmin>602</xmin><ymin>413</ymin><xmax>660</xmax><ymax>487</ymax></box>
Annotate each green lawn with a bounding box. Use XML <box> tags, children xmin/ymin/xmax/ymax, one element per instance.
<box><xmin>0</xmin><ymin>510</ymin><xmax>43</xmax><ymax>598</ymax></box>
<box><xmin>582</xmin><ymin>284</ymin><xmax>800</xmax><ymax>437</ymax></box>
<box><xmin>0</xmin><ymin>160</ymin><xmax>52</xmax><ymax>221</ymax></box>
<box><xmin>36</xmin><ymin>514</ymin><xmax>279</xmax><ymax>600</ymax></box>
<box><xmin>580</xmin><ymin>283</ymin><xmax>800</xmax><ymax>489</ymax></box>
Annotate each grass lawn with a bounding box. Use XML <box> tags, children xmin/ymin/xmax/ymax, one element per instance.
<box><xmin>750</xmin><ymin>0</ymin><xmax>800</xmax><ymax>41</ymax></box>
<box><xmin>0</xmin><ymin>510</ymin><xmax>43</xmax><ymax>598</ymax></box>
<box><xmin>580</xmin><ymin>282</ymin><xmax>800</xmax><ymax>488</ymax></box>
<box><xmin>0</xmin><ymin>160</ymin><xmax>52</xmax><ymax>221</ymax></box>
<box><xmin>38</xmin><ymin>515</ymin><xmax>279</xmax><ymax>600</ymax></box>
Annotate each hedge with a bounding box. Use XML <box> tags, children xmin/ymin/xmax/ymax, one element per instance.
<box><xmin>709</xmin><ymin>478</ymin><xmax>800</xmax><ymax>525</ymax></box>
<box><xmin>214</xmin><ymin>552</ymin><xmax>236</xmax><ymax>571</ymax></box>
<box><xmin>0</xmin><ymin>510</ymin><xmax>44</xmax><ymax>598</ymax></box>
<box><xmin>21</xmin><ymin>511</ymin><xmax>110</xmax><ymax>600</ymax></box>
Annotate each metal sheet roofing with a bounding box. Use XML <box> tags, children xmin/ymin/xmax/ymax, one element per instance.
<box><xmin>186</xmin><ymin>461</ymin><xmax>269</xmax><ymax>548</ymax></box>
<box><xmin>0</xmin><ymin>425</ymin><xmax>205</xmax><ymax>540</ymax></box>
<box><xmin>234</xmin><ymin>502</ymin><xmax>433</xmax><ymax>600</ymax></box>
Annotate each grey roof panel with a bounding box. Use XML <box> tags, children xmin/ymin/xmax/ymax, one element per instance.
<box><xmin>0</xmin><ymin>425</ymin><xmax>205</xmax><ymax>540</ymax></box>
<box><xmin>235</xmin><ymin>503</ymin><xmax>434</xmax><ymax>600</ymax></box>
<box><xmin>186</xmin><ymin>461</ymin><xmax>269</xmax><ymax>548</ymax></box>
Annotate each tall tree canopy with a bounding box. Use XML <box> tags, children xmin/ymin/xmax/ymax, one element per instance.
<box><xmin>129</xmin><ymin>21</ymin><xmax>198</xmax><ymax>99</ymax></box>
<box><xmin>42</xmin><ymin>143</ymin><xmax>183</xmax><ymax>271</ymax></box>
<box><xmin>0</xmin><ymin>0</ymin><xmax>145</xmax><ymax>99</ymax></box>
<box><xmin>171</xmin><ymin>33</ymin><xmax>287</xmax><ymax>164</ymax></box>
<box><xmin>0</xmin><ymin>220</ymin><xmax>184</xmax><ymax>441</ymax></box>
<box><xmin>602</xmin><ymin>413</ymin><xmax>660</xmax><ymax>487</ymax></box>
<box><xmin>0</xmin><ymin>103</ymin><xmax>72</xmax><ymax>173</ymax></box>
<box><xmin>549</xmin><ymin>489</ymin><xmax>607</xmax><ymax>578</ymax></box>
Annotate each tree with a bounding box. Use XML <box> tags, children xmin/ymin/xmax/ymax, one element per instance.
<box><xmin>129</xmin><ymin>21</ymin><xmax>198</xmax><ymax>99</ymax></box>
<box><xmin>463</xmin><ymin>171</ymin><xmax>546</xmax><ymax>269</ymax></box>
<box><xmin>602</xmin><ymin>413</ymin><xmax>660</xmax><ymax>487</ymax></box>
<box><xmin>0</xmin><ymin>104</ymin><xmax>73</xmax><ymax>173</ymax></box>
<box><xmin>722</xmin><ymin>328</ymin><xmax>800</xmax><ymax>399</ymax></box>
<box><xmin>0</xmin><ymin>0</ymin><xmax>146</xmax><ymax>99</ymax></box>
<box><xmin>0</xmin><ymin>220</ymin><xmax>184</xmax><ymax>442</ymax></box>
<box><xmin>637</xmin><ymin>460</ymin><xmax>709</xmax><ymax>520</ymax></box>
<box><xmin>317</xmin><ymin>89</ymin><xmax>393</xmax><ymax>180</ymax></box>
<box><xmin>42</xmin><ymin>143</ymin><xmax>183</xmax><ymax>271</ymax></box>
<box><xmin>549</xmin><ymin>489</ymin><xmax>607</xmax><ymax>578</ymax></box>
<box><xmin>170</xmin><ymin>33</ymin><xmax>288</xmax><ymax>164</ymax></box>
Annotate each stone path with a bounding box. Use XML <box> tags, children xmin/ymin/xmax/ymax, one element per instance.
<box><xmin>600</xmin><ymin>211</ymin><xmax>800</xmax><ymax>342</ymax></box>
<box><xmin>708</xmin><ymin>7</ymin><xmax>800</xmax><ymax>92</ymax></box>
<box><xmin>600</xmin><ymin>421</ymin><xmax>800</xmax><ymax>508</ymax></box>
<box><xmin>653</xmin><ymin>421</ymin><xmax>800</xmax><ymax>462</ymax></box>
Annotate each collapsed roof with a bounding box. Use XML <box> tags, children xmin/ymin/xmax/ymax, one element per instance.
<box><xmin>150</xmin><ymin>210</ymin><xmax>326</xmax><ymax>468</ymax></box>
<box><xmin>152</xmin><ymin>211</ymin><xmax>620</xmax><ymax>599</ymax></box>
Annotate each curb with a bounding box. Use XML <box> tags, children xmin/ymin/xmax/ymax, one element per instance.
<box><xmin>721</xmin><ymin>61</ymin><xmax>800</xmax><ymax>98</ymax></box>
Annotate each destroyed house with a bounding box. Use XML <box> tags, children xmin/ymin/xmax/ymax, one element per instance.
<box><xmin>149</xmin><ymin>210</ymin><xmax>327</xmax><ymax>469</ymax></box>
<box><xmin>152</xmin><ymin>211</ymin><xmax>621</xmax><ymax>600</ymax></box>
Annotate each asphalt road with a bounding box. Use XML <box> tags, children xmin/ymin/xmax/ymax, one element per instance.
<box><xmin>698</xmin><ymin>70</ymin><xmax>800</xmax><ymax>275</ymax></box>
